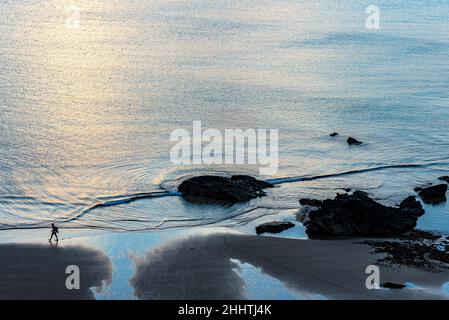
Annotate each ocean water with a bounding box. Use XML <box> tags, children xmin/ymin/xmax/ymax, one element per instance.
<box><xmin>1</xmin><ymin>0</ymin><xmax>449</xmax><ymax>234</ymax></box>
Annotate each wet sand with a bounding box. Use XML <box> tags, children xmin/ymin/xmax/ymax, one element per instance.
<box><xmin>130</xmin><ymin>232</ymin><xmax>449</xmax><ymax>300</ymax></box>
<box><xmin>0</xmin><ymin>243</ymin><xmax>112</xmax><ymax>299</ymax></box>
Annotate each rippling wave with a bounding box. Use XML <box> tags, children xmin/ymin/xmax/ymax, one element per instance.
<box><xmin>1</xmin><ymin>160</ymin><xmax>448</xmax><ymax>232</ymax></box>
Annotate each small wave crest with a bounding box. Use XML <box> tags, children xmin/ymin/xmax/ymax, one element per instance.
<box><xmin>267</xmin><ymin>162</ymin><xmax>445</xmax><ymax>185</ymax></box>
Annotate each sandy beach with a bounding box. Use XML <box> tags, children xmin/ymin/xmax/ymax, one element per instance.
<box><xmin>2</xmin><ymin>229</ymin><xmax>448</xmax><ymax>300</ymax></box>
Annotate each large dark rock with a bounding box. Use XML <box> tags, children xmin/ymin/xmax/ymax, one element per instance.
<box><xmin>178</xmin><ymin>175</ymin><xmax>274</xmax><ymax>203</ymax></box>
<box><xmin>399</xmin><ymin>196</ymin><xmax>425</xmax><ymax>217</ymax></box>
<box><xmin>417</xmin><ymin>184</ymin><xmax>447</xmax><ymax>204</ymax></box>
<box><xmin>256</xmin><ymin>221</ymin><xmax>295</xmax><ymax>235</ymax></box>
<box><xmin>304</xmin><ymin>191</ymin><xmax>422</xmax><ymax>239</ymax></box>
<box><xmin>347</xmin><ymin>137</ymin><xmax>362</xmax><ymax>145</ymax></box>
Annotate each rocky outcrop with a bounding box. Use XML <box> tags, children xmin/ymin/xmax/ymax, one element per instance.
<box><xmin>399</xmin><ymin>196</ymin><xmax>425</xmax><ymax>217</ymax></box>
<box><xmin>255</xmin><ymin>221</ymin><xmax>295</xmax><ymax>235</ymax></box>
<box><xmin>417</xmin><ymin>184</ymin><xmax>447</xmax><ymax>204</ymax></box>
<box><xmin>330</xmin><ymin>132</ymin><xmax>339</xmax><ymax>137</ymax></box>
<box><xmin>178</xmin><ymin>175</ymin><xmax>274</xmax><ymax>203</ymax></box>
<box><xmin>347</xmin><ymin>137</ymin><xmax>362</xmax><ymax>145</ymax></box>
<box><xmin>304</xmin><ymin>191</ymin><xmax>423</xmax><ymax>239</ymax></box>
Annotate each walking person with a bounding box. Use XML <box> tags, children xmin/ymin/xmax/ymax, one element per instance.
<box><xmin>49</xmin><ymin>223</ymin><xmax>59</xmax><ymax>242</ymax></box>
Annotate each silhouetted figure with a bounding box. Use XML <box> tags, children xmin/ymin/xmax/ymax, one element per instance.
<box><xmin>49</xmin><ymin>223</ymin><xmax>59</xmax><ymax>242</ymax></box>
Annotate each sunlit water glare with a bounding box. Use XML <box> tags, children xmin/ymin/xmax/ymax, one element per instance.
<box><xmin>1</xmin><ymin>0</ymin><xmax>449</xmax><ymax>234</ymax></box>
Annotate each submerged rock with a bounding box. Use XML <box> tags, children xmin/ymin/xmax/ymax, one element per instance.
<box><xmin>256</xmin><ymin>221</ymin><xmax>295</xmax><ymax>235</ymax></box>
<box><xmin>299</xmin><ymin>198</ymin><xmax>323</xmax><ymax>207</ymax></box>
<box><xmin>178</xmin><ymin>175</ymin><xmax>274</xmax><ymax>203</ymax></box>
<box><xmin>304</xmin><ymin>191</ymin><xmax>422</xmax><ymax>239</ymax></box>
<box><xmin>399</xmin><ymin>196</ymin><xmax>425</xmax><ymax>217</ymax></box>
<box><xmin>417</xmin><ymin>184</ymin><xmax>447</xmax><ymax>204</ymax></box>
<box><xmin>347</xmin><ymin>137</ymin><xmax>362</xmax><ymax>145</ymax></box>
<box><xmin>330</xmin><ymin>132</ymin><xmax>339</xmax><ymax>137</ymax></box>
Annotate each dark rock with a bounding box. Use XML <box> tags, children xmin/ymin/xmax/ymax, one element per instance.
<box><xmin>347</xmin><ymin>137</ymin><xmax>362</xmax><ymax>145</ymax></box>
<box><xmin>178</xmin><ymin>175</ymin><xmax>274</xmax><ymax>203</ymax></box>
<box><xmin>256</xmin><ymin>221</ymin><xmax>295</xmax><ymax>235</ymax></box>
<box><xmin>417</xmin><ymin>184</ymin><xmax>447</xmax><ymax>204</ymax></box>
<box><xmin>399</xmin><ymin>196</ymin><xmax>425</xmax><ymax>217</ymax></box>
<box><xmin>381</xmin><ymin>282</ymin><xmax>406</xmax><ymax>289</ymax></box>
<box><xmin>363</xmin><ymin>238</ymin><xmax>449</xmax><ymax>272</ymax></box>
<box><xmin>438</xmin><ymin>176</ymin><xmax>449</xmax><ymax>183</ymax></box>
<box><xmin>304</xmin><ymin>191</ymin><xmax>421</xmax><ymax>239</ymax></box>
<box><xmin>414</xmin><ymin>187</ymin><xmax>423</xmax><ymax>192</ymax></box>
<box><xmin>341</xmin><ymin>188</ymin><xmax>352</xmax><ymax>192</ymax></box>
<box><xmin>299</xmin><ymin>198</ymin><xmax>323</xmax><ymax>207</ymax></box>
<box><xmin>330</xmin><ymin>132</ymin><xmax>339</xmax><ymax>137</ymax></box>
